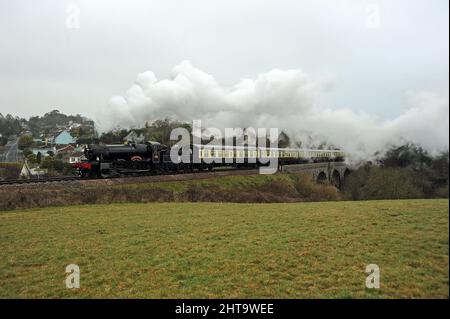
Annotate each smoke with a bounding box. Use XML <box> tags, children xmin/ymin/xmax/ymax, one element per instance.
<box><xmin>96</xmin><ymin>61</ymin><xmax>449</xmax><ymax>161</ymax></box>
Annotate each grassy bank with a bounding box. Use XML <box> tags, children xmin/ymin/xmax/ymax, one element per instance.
<box><xmin>0</xmin><ymin>199</ymin><xmax>448</xmax><ymax>298</ymax></box>
<box><xmin>0</xmin><ymin>173</ymin><xmax>340</xmax><ymax>211</ymax></box>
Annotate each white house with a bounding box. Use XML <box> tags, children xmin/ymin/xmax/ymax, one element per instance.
<box><xmin>69</xmin><ymin>151</ymin><xmax>85</xmax><ymax>163</ymax></box>
<box><xmin>19</xmin><ymin>162</ymin><xmax>48</xmax><ymax>179</ymax></box>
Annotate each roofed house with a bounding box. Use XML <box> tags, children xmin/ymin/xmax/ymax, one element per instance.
<box><xmin>56</xmin><ymin>144</ymin><xmax>75</xmax><ymax>155</ymax></box>
<box><xmin>54</xmin><ymin>130</ymin><xmax>76</xmax><ymax>145</ymax></box>
<box><xmin>69</xmin><ymin>151</ymin><xmax>85</xmax><ymax>164</ymax></box>
<box><xmin>19</xmin><ymin>162</ymin><xmax>48</xmax><ymax>179</ymax></box>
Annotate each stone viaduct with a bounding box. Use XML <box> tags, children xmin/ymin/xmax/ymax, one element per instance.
<box><xmin>280</xmin><ymin>162</ymin><xmax>350</xmax><ymax>188</ymax></box>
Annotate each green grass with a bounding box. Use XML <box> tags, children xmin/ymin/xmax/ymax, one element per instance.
<box><xmin>0</xmin><ymin>199</ymin><xmax>448</xmax><ymax>298</ymax></box>
<box><xmin>115</xmin><ymin>173</ymin><xmax>296</xmax><ymax>193</ymax></box>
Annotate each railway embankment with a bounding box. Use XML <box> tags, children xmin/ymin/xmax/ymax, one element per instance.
<box><xmin>0</xmin><ymin>172</ymin><xmax>340</xmax><ymax>211</ymax></box>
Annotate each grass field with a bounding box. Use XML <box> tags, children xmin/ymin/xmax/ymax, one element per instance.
<box><xmin>0</xmin><ymin>199</ymin><xmax>448</xmax><ymax>298</ymax></box>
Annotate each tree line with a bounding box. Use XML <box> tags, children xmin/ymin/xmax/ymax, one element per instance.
<box><xmin>343</xmin><ymin>144</ymin><xmax>449</xmax><ymax>200</ymax></box>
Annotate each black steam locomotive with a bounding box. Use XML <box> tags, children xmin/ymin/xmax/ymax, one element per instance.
<box><xmin>73</xmin><ymin>141</ymin><xmax>345</xmax><ymax>178</ymax></box>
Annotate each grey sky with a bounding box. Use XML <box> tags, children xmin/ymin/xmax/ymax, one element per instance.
<box><xmin>0</xmin><ymin>0</ymin><xmax>448</xmax><ymax>120</ymax></box>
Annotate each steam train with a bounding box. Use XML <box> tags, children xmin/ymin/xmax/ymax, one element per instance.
<box><xmin>72</xmin><ymin>141</ymin><xmax>346</xmax><ymax>178</ymax></box>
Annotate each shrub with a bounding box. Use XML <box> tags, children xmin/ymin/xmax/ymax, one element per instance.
<box><xmin>294</xmin><ymin>174</ymin><xmax>341</xmax><ymax>201</ymax></box>
<box><xmin>40</xmin><ymin>157</ymin><xmax>75</xmax><ymax>175</ymax></box>
<box><xmin>0</xmin><ymin>162</ymin><xmax>22</xmax><ymax>180</ymax></box>
<box><xmin>434</xmin><ymin>184</ymin><xmax>449</xmax><ymax>199</ymax></box>
<box><xmin>26</xmin><ymin>153</ymin><xmax>37</xmax><ymax>163</ymax></box>
<box><xmin>22</xmin><ymin>148</ymin><xmax>32</xmax><ymax>157</ymax></box>
<box><xmin>17</xmin><ymin>135</ymin><xmax>33</xmax><ymax>150</ymax></box>
<box><xmin>343</xmin><ymin>166</ymin><xmax>423</xmax><ymax>200</ymax></box>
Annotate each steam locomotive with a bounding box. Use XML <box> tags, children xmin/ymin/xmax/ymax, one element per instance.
<box><xmin>72</xmin><ymin>141</ymin><xmax>345</xmax><ymax>178</ymax></box>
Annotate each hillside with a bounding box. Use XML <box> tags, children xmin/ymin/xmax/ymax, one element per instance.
<box><xmin>0</xmin><ymin>199</ymin><xmax>448</xmax><ymax>298</ymax></box>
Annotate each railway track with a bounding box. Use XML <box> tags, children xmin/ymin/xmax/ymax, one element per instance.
<box><xmin>0</xmin><ymin>162</ymin><xmax>347</xmax><ymax>187</ymax></box>
<box><xmin>0</xmin><ymin>176</ymin><xmax>82</xmax><ymax>186</ymax></box>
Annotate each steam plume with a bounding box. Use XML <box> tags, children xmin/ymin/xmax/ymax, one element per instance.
<box><xmin>96</xmin><ymin>61</ymin><xmax>449</xmax><ymax>161</ymax></box>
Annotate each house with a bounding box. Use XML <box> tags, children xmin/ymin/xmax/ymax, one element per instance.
<box><xmin>69</xmin><ymin>151</ymin><xmax>85</xmax><ymax>164</ymax></box>
<box><xmin>55</xmin><ymin>145</ymin><xmax>77</xmax><ymax>162</ymax></box>
<box><xmin>19</xmin><ymin>162</ymin><xmax>48</xmax><ymax>179</ymax></box>
<box><xmin>54</xmin><ymin>130</ymin><xmax>76</xmax><ymax>145</ymax></box>
<box><xmin>56</xmin><ymin>144</ymin><xmax>75</xmax><ymax>155</ymax></box>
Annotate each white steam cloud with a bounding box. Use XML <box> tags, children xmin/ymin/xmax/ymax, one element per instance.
<box><xmin>96</xmin><ymin>61</ymin><xmax>449</xmax><ymax>161</ymax></box>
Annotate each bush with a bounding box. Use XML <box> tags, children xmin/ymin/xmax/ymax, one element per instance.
<box><xmin>183</xmin><ymin>184</ymin><xmax>202</xmax><ymax>202</ymax></box>
<box><xmin>434</xmin><ymin>184</ymin><xmax>449</xmax><ymax>199</ymax></box>
<box><xmin>22</xmin><ymin>148</ymin><xmax>32</xmax><ymax>157</ymax></box>
<box><xmin>40</xmin><ymin>157</ymin><xmax>75</xmax><ymax>175</ymax></box>
<box><xmin>0</xmin><ymin>162</ymin><xmax>22</xmax><ymax>180</ymax></box>
<box><xmin>18</xmin><ymin>135</ymin><xmax>33</xmax><ymax>150</ymax></box>
<box><xmin>375</xmin><ymin>145</ymin><xmax>449</xmax><ymax>198</ymax></box>
<box><xmin>343</xmin><ymin>166</ymin><xmax>424</xmax><ymax>200</ymax></box>
<box><xmin>26</xmin><ymin>154</ymin><xmax>37</xmax><ymax>164</ymax></box>
<box><xmin>0</xmin><ymin>136</ymin><xmax>7</xmax><ymax>146</ymax></box>
<box><xmin>291</xmin><ymin>174</ymin><xmax>341</xmax><ymax>201</ymax></box>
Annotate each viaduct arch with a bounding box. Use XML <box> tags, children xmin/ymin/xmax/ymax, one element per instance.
<box><xmin>281</xmin><ymin>162</ymin><xmax>350</xmax><ymax>188</ymax></box>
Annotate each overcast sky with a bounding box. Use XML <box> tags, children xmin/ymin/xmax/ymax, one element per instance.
<box><xmin>0</xmin><ymin>0</ymin><xmax>448</xmax><ymax>121</ymax></box>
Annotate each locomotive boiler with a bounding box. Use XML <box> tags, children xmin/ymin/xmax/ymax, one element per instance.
<box><xmin>84</xmin><ymin>142</ymin><xmax>164</xmax><ymax>161</ymax></box>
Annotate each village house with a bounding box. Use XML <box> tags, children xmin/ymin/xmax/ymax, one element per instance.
<box><xmin>56</xmin><ymin>144</ymin><xmax>75</xmax><ymax>155</ymax></box>
<box><xmin>69</xmin><ymin>151</ymin><xmax>85</xmax><ymax>164</ymax></box>
<box><xmin>54</xmin><ymin>130</ymin><xmax>76</xmax><ymax>145</ymax></box>
<box><xmin>54</xmin><ymin>144</ymin><xmax>76</xmax><ymax>162</ymax></box>
<box><xmin>19</xmin><ymin>162</ymin><xmax>48</xmax><ymax>179</ymax></box>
